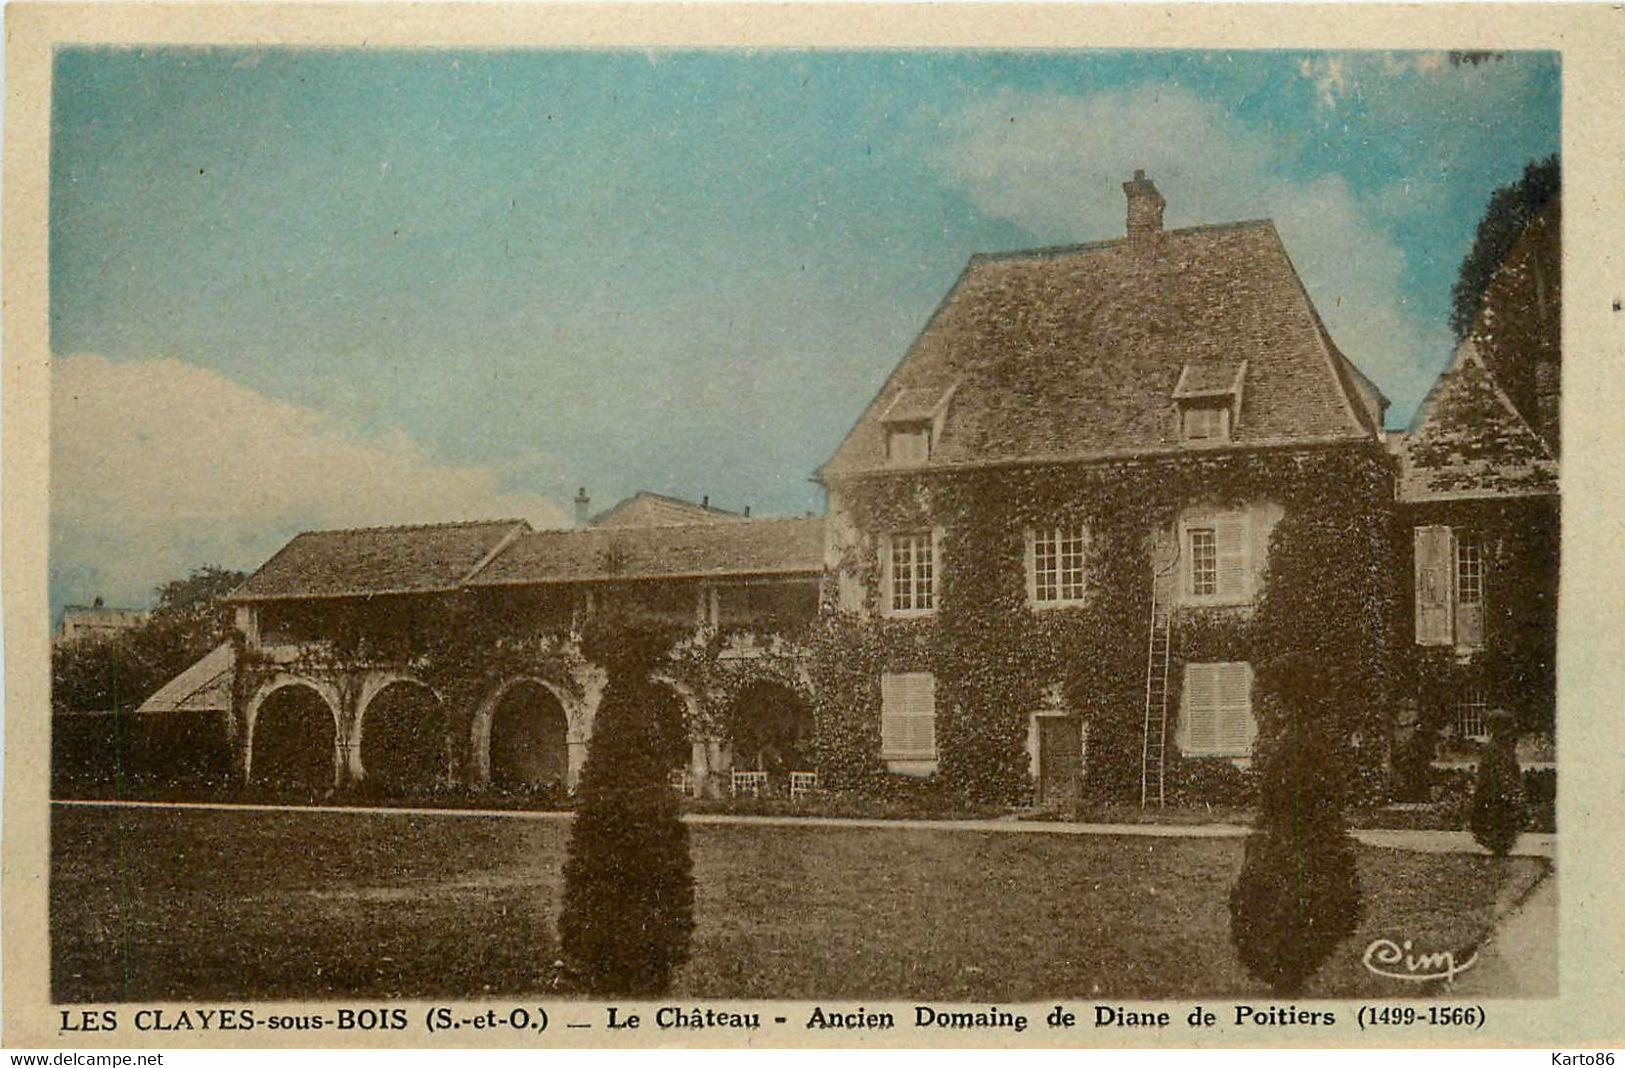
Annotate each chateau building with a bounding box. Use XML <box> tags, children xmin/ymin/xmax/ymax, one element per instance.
<box><xmin>138</xmin><ymin>173</ymin><xmax>1558</xmax><ymax>807</ymax></box>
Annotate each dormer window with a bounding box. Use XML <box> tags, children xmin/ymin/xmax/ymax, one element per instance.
<box><xmin>888</xmin><ymin>424</ymin><xmax>932</xmax><ymax>464</ymax></box>
<box><xmin>1173</xmin><ymin>360</ymin><xmax>1246</xmax><ymax>447</ymax></box>
<box><xmin>1181</xmin><ymin>405</ymin><xmax>1229</xmax><ymax>443</ymax></box>
<box><xmin>881</xmin><ymin>384</ymin><xmax>956</xmax><ymax>467</ymax></box>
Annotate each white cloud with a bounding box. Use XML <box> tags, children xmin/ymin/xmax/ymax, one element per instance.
<box><xmin>51</xmin><ymin>354</ymin><xmax>569</xmax><ymax>608</ymax></box>
<box><xmin>928</xmin><ymin>85</ymin><xmax>1449</xmax><ymax>421</ymax></box>
<box><xmin>1300</xmin><ymin>56</ymin><xmax>1352</xmax><ymax>109</ymax></box>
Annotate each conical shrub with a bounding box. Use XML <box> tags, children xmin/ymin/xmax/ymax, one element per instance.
<box><xmin>1469</xmin><ymin>709</ymin><xmax>1523</xmax><ymax>856</ymax></box>
<box><xmin>1229</xmin><ymin>709</ymin><xmax>1363</xmax><ymax>994</ymax></box>
<box><xmin>559</xmin><ymin>621</ymin><xmax>694</xmax><ymax>995</ymax></box>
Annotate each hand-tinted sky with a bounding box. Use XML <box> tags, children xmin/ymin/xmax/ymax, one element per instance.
<box><xmin>49</xmin><ymin>48</ymin><xmax>1558</xmax><ymax>614</ymax></box>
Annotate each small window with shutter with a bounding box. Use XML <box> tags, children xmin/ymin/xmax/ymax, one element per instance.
<box><xmin>1183</xmin><ymin>512</ymin><xmax>1250</xmax><ymax>604</ymax></box>
<box><xmin>1181</xmin><ymin>662</ymin><xmax>1256</xmax><ymax>757</ymax></box>
<box><xmin>1413</xmin><ymin>525</ymin><xmax>1456</xmax><ymax>646</ymax></box>
<box><xmin>880</xmin><ymin>672</ymin><xmax>937</xmax><ymax>762</ymax></box>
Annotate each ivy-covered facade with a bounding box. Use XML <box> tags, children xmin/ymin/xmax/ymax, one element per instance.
<box><xmin>143</xmin><ymin>172</ymin><xmax>1557</xmax><ymax>810</ymax></box>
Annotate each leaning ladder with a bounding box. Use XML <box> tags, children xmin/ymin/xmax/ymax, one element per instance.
<box><xmin>1140</xmin><ymin>565</ymin><xmax>1175</xmax><ymax>808</ymax></box>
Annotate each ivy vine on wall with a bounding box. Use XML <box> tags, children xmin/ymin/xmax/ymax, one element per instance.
<box><xmin>814</xmin><ymin>444</ymin><xmax>1399</xmax><ymax>805</ymax></box>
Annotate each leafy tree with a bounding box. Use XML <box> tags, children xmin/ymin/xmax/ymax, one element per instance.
<box><xmin>1449</xmin><ymin>157</ymin><xmax>1561</xmax><ymax>447</ymax></box>
<box><xmin>559</xmin><ymin>619</ymin><xmax>695</xmax><ymax>995</ymax></box>
<box><xmin>1229</xmin><ymin>701</ymin><xmax>1364</xmax><ymax>994</ymax></box>
<box><xmin>52</xmin><ymin>565</ymin><xmax>246</xmax><ymax>713</ymax></box>
<box><xmin>1469</xmin><ymin>709</ymin><xmax>1524</xmax><ymax>856</ymax></box>
<box><xmin>1450</xmin><ymin>155</ymin><xmax>1559</xmax><ymax>344</ymax></box>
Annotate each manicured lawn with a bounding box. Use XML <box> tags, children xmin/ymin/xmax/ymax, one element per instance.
<box><xmin>51</xmin><ymin>805</ymin><xmax>1546</xmax><ymax>1003</ymax></box>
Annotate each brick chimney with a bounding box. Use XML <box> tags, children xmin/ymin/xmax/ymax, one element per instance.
<box><xmin>1123</xmin><ymin>169</ymin><xmax>1165</xmax><ymax>239</ymax></box>
<box><xmin>573</xmin><ymin>487</ymin><xmax>591</xmax><ymax>526</ymax></box>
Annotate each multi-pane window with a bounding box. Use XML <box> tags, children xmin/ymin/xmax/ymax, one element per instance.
<box><xmin>1456</xmin><ymin>692</ymin><xmax>1489</xmax><ymax>740</ymax></box>
<box><xmin>1456</xmin><ymin>536</ymin><xmax>1484</xmax><ymax>606</ymax></box>
<box><xmin>1189</xmin><ymin>528</ymin><xmax>1218</xmax><ymax>597</ymax></box>
<box><xmin>1031</xmin><ymin>527</ymin><xmax>1088</xmax><ymax>605</ymax></box>
<box><xmin>1414</xmin><ymin>525</ymin><xmax>1487</xmax><ymax>649</ymax></box>
<box><xmin>1183</xmin><ymin>513</ymin><xmax>1251</xmax><ymax>603</ymax></box>
<box><xmin>887</xmin><ymin>532</ymin><xmax>934</xmax><ymax>614</ymax></box>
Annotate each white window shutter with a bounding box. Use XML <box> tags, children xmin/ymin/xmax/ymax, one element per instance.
<box><xmin>930</xmin><ymin>527</ymin><xmax>943</xmax><ymax>610</ymax></box>
<box><xmin>1182</xmin><ymin>664</ymin><xmax>1217</xmax><ymax>754</ymax></box>
<box><xmin>1024</xmin><ymin>528</ymin><xmax>1037</xmax><ymax>604</ymax></box>
<box><xmin>881</xmin><ymin>672</ymin><xmax>937</xmax><ymax>760</ymax></box>
<box><xmin>1414</xmin><ymin>525</ymin><xmax>1454</xmax><ymax>645</ymax></box>
<box><xmin>1183</xmin><ymin>662</ymin><xmax>1254</xmax><ymax>757</ymax></box>
<box><xmin>879</xmin><ymin>537</ymin><xmax>892</xmax><ymax>613</ymax></box>
<box><xmin>1214</xmin><ymin>663</ymin><xmax>1255</xmax><ymax>755</ymax></box>
<box><xmin>1215</xmin><ymin>514</ymin><xmax>1249</xmax><ymax>599</ymax></box>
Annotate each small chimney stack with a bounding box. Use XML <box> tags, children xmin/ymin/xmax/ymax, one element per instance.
<box><xmin>1123</xmin><ymin>169</ymin><xmax>1165</xmax><ymax>239</ymax></box>
<box><xmin>573</xmin><ymin>487</ymin><xmax>591</xmax><ymax>526</ymax></box>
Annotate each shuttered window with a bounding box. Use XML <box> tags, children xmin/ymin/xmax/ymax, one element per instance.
<box><xmin>1185</xmin><ymin>513</ymin><xmax>1249</xmax><ymax>602</ymax></box>
<box><xmin>880</xmin><ymin>672</ymin><xmax>937</xmax><ymax>761</ymax></box>
<box><xmin>1182</xmin><ymin>662</ymin><xmax>1256</xmax><ymax>757</ymax></box>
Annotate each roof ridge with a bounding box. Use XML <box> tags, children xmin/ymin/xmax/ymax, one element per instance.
<box><xmin>528</xmin><ymin>513</ymin><xmax>822</xmax><ymax>538</ymax></box>
<box><xmin>968</xmin><ymin>218</ymin><xmax>1276</xmax><ymax>265</ymax></box>
<box><xmin>631</xmin><ymin>489</ymin><xmax>741</xmax><ymax>513</ymax></box>
<box><xmin>293</xmin><ymin>517</ymin><xmax>527</xmax><ymax>537</ymax></box>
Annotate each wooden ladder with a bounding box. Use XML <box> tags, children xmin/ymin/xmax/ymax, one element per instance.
<box><xmin>1140</xmin><ymin>562</ymin><xmax>1176</xmax><ymax>808</ymax></box>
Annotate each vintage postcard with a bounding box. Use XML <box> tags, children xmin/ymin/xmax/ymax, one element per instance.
<box><xmin>5</xmin><ymin>2</ymin><xmax>1624</xmax><ymax>1051</ymax></box>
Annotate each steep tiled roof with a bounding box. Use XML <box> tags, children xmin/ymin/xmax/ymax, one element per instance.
<box><xmin>469</xmin><ymin>515</ymin><xmax>824</xmax><ymax>587</ymax></box>
<box><xmin>820</xmin><ymin>219</ymin><xmax>1377</xmax><ymax>478</ymax></box>
<box><xmin>1397</xmin><ymin>338</ymin><xmax>1557</xmax><ymax>502</ymax></box>
<box><xmin>228</xmin><ymin>520</ymin><xmax>530</xmax><ymax>602</ymax></box>
<box><xmin>589</xmin><ymin>491</ymin><xmax>745</xmax><ymax>528</ymax></box>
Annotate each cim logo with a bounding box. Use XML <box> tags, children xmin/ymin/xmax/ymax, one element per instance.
<box><xmin>1362</xmin><ymin>938</ymin><xmax>1478</xmax><ymax>983</ymax></box>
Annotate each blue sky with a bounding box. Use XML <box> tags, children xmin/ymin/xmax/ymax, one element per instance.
<box><xmin>49</xmin><ymin>48</ymin><xmax>1559</xmax><ymax>614</ymax></box>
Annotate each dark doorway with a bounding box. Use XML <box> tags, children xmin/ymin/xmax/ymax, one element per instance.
<box><xmin>488</xmin><ymin>681</ymin><xmax>569</xmax><ymax>789</ymax></box>
<box><xmin>251</xmin><ymin>686</ymin><xmax>337</xmax><ymax>793</ymax></box>
<box><xmin>1037</xmin><ymin>715</ymin><xmax>1083</xmax><ymax>807</ymax></box>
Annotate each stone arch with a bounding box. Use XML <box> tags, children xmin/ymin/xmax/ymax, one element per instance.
<box><xmin>354</xmin><ymin>675</ymin><xmax>448</xmax><ymax>794</ymax></box>
<box><xmin>725</xmin><ymin>678</ymin><xmax>816</xmax><ymax>784</ymax></box>
<box><xmin>244</xmin><ymin>676</ymin><xmax>343</xmax><ymax>792</ymax></box>
<box><xmin>648</xmin><ymin>673</ymin><xmax>703</xmax><ymax>770</ymax></box>
<box><xmin>473</xmin><ymin>676</ymin><xmax>573</xmax><ymax>790</ymax></box>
